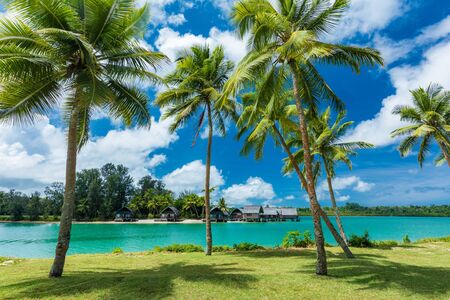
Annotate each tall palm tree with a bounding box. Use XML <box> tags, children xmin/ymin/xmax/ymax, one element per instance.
<box><xmin>227</xmin><ymin>0</ymin><xmax>383</xmax><ymax>275</ymax></box>
<box><xmin>285</xmin><ymin>108</ymin><xmax>374</xmax><ymax>245</ymax></box>
<box><xmin>0</xmin><ymin>0</ymin><xmax>167</xmax><ymax>277</ymax></box>
<box><xmin>156</xmin><ymin>45</ymin><xmax>238</xmax><ymax>255</ymax></box>
<box><xmin>391</xmin><ymin>84</ymin><xmax>449</xmax><ymax>167</ymax></box>
<box><xmin>238</xmin><ymin>68</ymin><xmax>354</xmax><ymax>257</ymax></box>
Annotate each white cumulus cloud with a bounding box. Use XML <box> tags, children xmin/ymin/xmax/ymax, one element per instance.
<box><xmin>315</xmin><ymin>176</ymin><xmax>374</xmax><ymax>202</ymax></box>
<box><xmin>162</xmin><ymin>160</ymin><xmax>225</xmax><ymax>194</ymax></box>
<box><xmin>0</xmin><ymin>114</ymin><xmax>178</xmax><ymax>191</ymax></box>
<box><xmin>373</xmin><ymin>15</ymin><xmax>450</xmax><ymax>65</ymax></box>
<box><xmin>221</xmin><ymin>176</ymin><xmax>276</xmax><ymax>205</ymax></box>
<box><xmin>331</xmin><ymin>0</ymin><xmax>408</xmax><ymax>41</ymax></box>
<box><xmin>345</xmin><ymin>40</ymin><xmax>450</xmax><ymax>146</ymax></box>
<box><xmin>155</xmin><ymin>27</ymin><xmax>247</xmax><ymax>63</ymax></box>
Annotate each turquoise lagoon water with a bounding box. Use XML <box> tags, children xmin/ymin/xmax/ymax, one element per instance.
<box><xmin>0</xmin><ymin>216</ymin><xmax>449</xmax><ymax>258</ymax></box>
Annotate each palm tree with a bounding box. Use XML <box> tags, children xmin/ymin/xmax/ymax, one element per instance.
<box><xmin>227</xmin><ymin>0</ymin><xmax>383</xmax><ymax>274</ymax></box>
<box><xmin>238</xmin><ymin>68</ymin><xmax>353</xmax><ymax>257</ymax></box>
<box><xmin>156</xmin><ymin>45</ymin><xmax>238</xmax><ymax>255</ymax></box>
<box><xmin>391</xmin><ymin>84</ymin><xmax>449</xmax><ymax>167</ymax></box>
<box><xmin>218</xmin><ymin>197</ymin><xmax>227</xmax><ymax>212</ymax></box>
<box><xmin>180</xmin><ymin>192</ymin><xmax>203</xmax><ymax>218</ymax></box>
<box><xmin>285</xmin><ymin>108</ymin><xmax>374</xmax><ymax>245</ymax></box>
<box><xmin>0</xmin><ymin>0</ymin><xmax>167</xmax><ymax>277</ymax></box>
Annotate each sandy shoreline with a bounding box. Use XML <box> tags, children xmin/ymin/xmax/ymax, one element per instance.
<box><xmin>0</xmin><ymin>219</ymin><xmax>216</xmax><ymax>225</ymax></box>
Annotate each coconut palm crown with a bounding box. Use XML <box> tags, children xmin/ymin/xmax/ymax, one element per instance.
<box><xmin>391</xmin><ymin>83</ymin><xmax>450</xmax><ymax>167</ymax></box>
<box><xmin>284</xmin><ymin>107</ymin><xmax>374</xmax><ymax>176</ymax></box>
<box><xmin>0</xmin><ymin>0</ymin><xmax>166</xmax><ymax>136</ymax></box>
<box><xmin>0</xmin><ymin>0</ymin><xmax>167</xmax><ymax>277</ymax></box>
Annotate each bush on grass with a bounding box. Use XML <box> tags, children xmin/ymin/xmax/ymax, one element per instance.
<box><xmin>233</xmin><ymin>242</ymin><xmax>265</xmax><ymax>251</ymax></box>
<box><xmin>212</xmin><ymin>245</ymin><xmax>233</xmax><ymax>252</ymax></box>
<box><xmin>153</xmin><ymin>244</ymin><xmax>204</xmax><ymax>253</ymax></box>
<box><xmin>415</xmin><ymin>236</ymin><xmax>450</xmax><ymax>243</ymax></box>
<box><xmin>281</xmin><ymin>231</ymin><xmax>314</xmax><ymax>248</ymax></box>
<box><xmin>112</xmin><ymin>247</ymin><xmax>124</xmax><ymax>254</ymax></box>
<box><xmin>348</xmin><ymin>231</ymin><xmax>373</xmax><ymax>248</ymax></box>
<box><xmin>372</xmin><ymin>240</ymin><xmax>399</xmax><ymax>248</ymax></box>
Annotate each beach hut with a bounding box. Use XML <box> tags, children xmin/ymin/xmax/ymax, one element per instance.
<box><xmin>159</xmin><ymin>206</ymin><xmax>180</xmax><ymax>222</ymax></box>
<box><xmin>229</xmin><ymin>208</ymin><xmax>243</xmax><ymax>221</ymax></box>
<box><xmin>114</xmin><ymin>207</ymin><xmax>134</xmax><ymax>222</ymax></box>
<box><xmin>242</xmin><ymin>206</ymin><xmax>263</xmax><ymax>222</ymax></box>
<box><xmin>210</xmin><ymin>207</ymin><xmax>227</xmax><ymax>222</ymax></box>
<box><xmin>261</xmin><ymin>207</ymin><xmax>280</xmax><ymax>222</ymax></box>
<box><xmin>279</xmin><ymin>208</ymin><xmax>299</xmax><ymax>222</ymax></box>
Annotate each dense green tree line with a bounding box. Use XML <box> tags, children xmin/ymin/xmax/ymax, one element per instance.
<box><xmin>297</xmin><ymin>203</ymin><xmax>450</xmax><ymax>217</ymax></box>
<box><xmin>0</xmin><ymin>163</ymin><xmax>209</xmax><ymax>221</ymax></box>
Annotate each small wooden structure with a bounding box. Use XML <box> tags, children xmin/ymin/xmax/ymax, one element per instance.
<box><xmin>159</xmin><ymin>206</ymin><xmax>180</xmax><ymax>222</ymax></box>
<box><xmin>242</xmin><ymin>206</ymin><xmax>263</xmax><ymax>222</ymax></box>
<box><xmin>261</xmin><ymin>207</ymin><xmax>280</xmax><ymax>222</ymax></box>
<box><xmin>279</xmin><ymin>208</ymin><xmax>299</xmax><ymax>222</ymax></box>
<box><xmin>210</xmin><ymin>207</ymin><xmax>227</xmax><ymax>222</ymax></box>
<box><xmin>228</xmin><ymin>208</ymin><xmax>243</xmax><ymax>221</ymax></box>
<box><xmin>114</xmin><ymin>207</ymin><xmax>134</xmax><ymax>222</ymax></box>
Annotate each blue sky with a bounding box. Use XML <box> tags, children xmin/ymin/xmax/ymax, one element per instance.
<box><xmin>0</xmin><ymin>0</ymin><xmax>449</xmax><ymax>207</ymax></box>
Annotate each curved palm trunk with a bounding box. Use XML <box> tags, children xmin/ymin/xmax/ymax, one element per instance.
<box><xmin>49</xmin><ymin>108</ymin><xmax>79</xmax><ymax>277</ymax></box>
<box><xmin>323</xmin><ymin>158</ymin><xmax>348</xmax><ymax>245</ymax></box>
<box><xmin>272</xmin><ymin>125</ymin><xmax>354</xmax><ymax>259</ymax></box>
<box><xmin>437</xmin><ymin>142</ymin><xmax>450</xmax><ymax>166</ymax></box>
<box><xmin>289</xmin><ymin>65</ymin><xmax>327</xmax><ymax>275</ymax></box>
<box><xmin>204</xmin><ymin>103</ymin><xmax>213</xmax><ymax>255</ymax></box>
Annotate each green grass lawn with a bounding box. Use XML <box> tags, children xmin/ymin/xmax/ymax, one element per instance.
<box><xmin>1</xmin><ymin>241</ymin><xmax>449</xmax><ymax>300</ymax></box>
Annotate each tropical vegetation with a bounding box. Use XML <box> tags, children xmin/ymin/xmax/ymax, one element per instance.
<box><xmin>0</xmin><ymin>163</ymin><xmax>220</xmax><ymax>221</ymax></box>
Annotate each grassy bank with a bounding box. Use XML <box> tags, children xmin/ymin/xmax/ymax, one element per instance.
<box><xmin>1</xmin><ymin>240</ymin><xmax>449</xmax><ymax>299</ymax></box>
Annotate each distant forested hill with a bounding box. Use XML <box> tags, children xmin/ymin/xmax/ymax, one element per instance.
<box><xmin>298</xmin><ymin>203</ymin><xmax>450</xmax><ymax>217</ymax></box>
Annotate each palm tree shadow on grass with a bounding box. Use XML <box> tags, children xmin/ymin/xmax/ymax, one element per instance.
<box><xmin>299</xmin><ymin>254</ymin><xmax>450</xmax><ymax>296</ymax></box>
<box><xmin>224</xmin><ymin>248</ymin><xmax>365</xmax><ymax>259</ymax></box>
<box><xmin>2</xmin><ymin>262</ymin><xmax>257</xmax><ymax>299</ymax></box>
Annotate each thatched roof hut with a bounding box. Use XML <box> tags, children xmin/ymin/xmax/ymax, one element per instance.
<box><xmin>114</xmin><ymin>207</ymin><xmax>134</xmax><ymax>222</ymax></box>
<box><xmin>229</xmin><ymin>208</ymin><xmax>243</xmax><ymax>221</ymax></box>
<box><xmin>159</xmin><ymin>206</ymin><xmax>180</xmax><ymax>222</ymax></box>
<box><xmin>210</xmin><ymin>207</ymin><xmax>227</xmax><ymax>222</ymax></box>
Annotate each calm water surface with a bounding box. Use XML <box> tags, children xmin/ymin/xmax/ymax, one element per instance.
<box><xmin>1</xmin><ymin>216</ymin><xmax>449</xmax><ymax>258</ymax></box>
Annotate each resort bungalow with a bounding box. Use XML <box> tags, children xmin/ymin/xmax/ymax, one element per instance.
<box><xmin>114</xmin><ymin>207</ymin><xmax>135</xmax><ymax>222</ymax></box>
<box><xmin>210</xmin><ymin>207</ymin><xmax>228</xmax><ymax>222</ymax></box>
<box><xmin>279</xmin><ymin>208</ymin><xmax>299</xmax><ymax>222</ymax></box>
<box><xmin>229</xmin><ymin>208</ymin><xmax>243</xmax><ymax>221</ymax></box>
<box><xmin>242</xmin><ymin>206</ymin><xmax>264</xmax><ymax>222</ymax></box>
<box><xmin>159</xmin><ymin>206</ymin><xmax>180</xmax><ymax>222</ymax></box>
<box><xmin>261</xmin><ymin>207</ymin><xmax>281</xmax><ymax>222</ymax></box>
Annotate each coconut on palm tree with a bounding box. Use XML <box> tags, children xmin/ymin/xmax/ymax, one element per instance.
<box><xmin>391</xmin><ymin>83</ymin><xmax>449</xmax><ymax>167</ymax></box>
<box><xmin>237</xmin><ymin>68</ymin><xmax>353</xmax><ymax>257</ymax></box>
<box><xmin>0</xmin><ymin>0</ymin><xmax>167</xmax><ymax>277</ymax></box>
<box><xmin>285</xmin><ymin>108</ymin><xmax>374</xmax><ymax>245</ymax></box>
<box><xmin>155</xmin><ymin>45</ymin><xmax>238</xmax><ymax>255</ymax></box>
<box><xmin>227</xmin><ymin>0</ymin><xmax>383</xmax><ymax>274</ymax></box>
